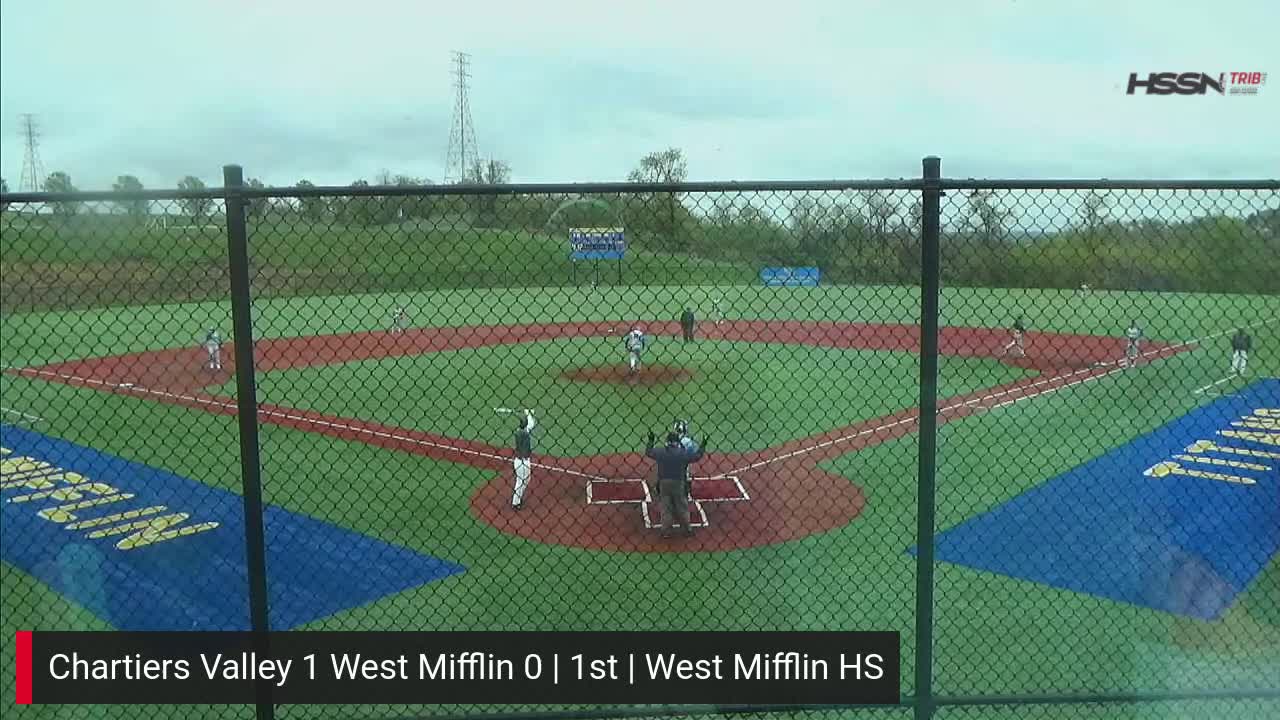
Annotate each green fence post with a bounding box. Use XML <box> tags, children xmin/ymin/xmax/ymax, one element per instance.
<box><xmin>223</xmin><ymin>164</ymin><xmax>275</xmax><ymax>720</ymax></box>
<box><xmin>915</xmin><ymin>156</ymin><xmax>943</xmax><ymax>720</ymax></box>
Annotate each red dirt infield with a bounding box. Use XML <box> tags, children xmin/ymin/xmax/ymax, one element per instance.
<box><xmin>7</xmin><ymin>320</ymin><xmax>1189</xmax><ymax>554</ymax></box>
<box><xmin>561</xmin><ymin>364</ymin><xmax>695</xmax><ymax>386</ymax></box>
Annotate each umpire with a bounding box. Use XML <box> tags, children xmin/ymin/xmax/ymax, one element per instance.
<box><xmin>681</xmin><ymin>306</ymin><xmax>696</xmax><ymax>342</ymax></box>
<box><xmin>645</xmin><ymin>430</ymin><xmax>708</xmax><ymax>537</ymax></box>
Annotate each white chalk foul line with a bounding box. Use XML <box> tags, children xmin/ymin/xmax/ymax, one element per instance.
<box><xmin>715</xmin><ymin>317</ymin><xmax>1280</xmax><ymax>477</ymax></box>
<box><xmin>1</xmin><ymin>407</ymin><xmax>44</xmax><ymax>422</ymax></box>
<box><xmin>11</xmin><ymin>367</ymin><xmax>609</xmax><ymax>483</ymax></box>
<box><xmin>1194</xmin><ymin>375</ymin><xmax>1238</xmax><ymax>395</ymax></box>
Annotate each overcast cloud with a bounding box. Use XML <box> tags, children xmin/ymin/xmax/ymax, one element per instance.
<box><xmin>1</xmin><ymin>0</ymin><xmax>1276</xmax><ymax>190</ymax></box>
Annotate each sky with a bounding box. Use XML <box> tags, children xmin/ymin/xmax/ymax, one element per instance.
<box><xmin>1</xmin><ymin>0</ymin><xmax>1277</xmax><ymax>191</ymax></box>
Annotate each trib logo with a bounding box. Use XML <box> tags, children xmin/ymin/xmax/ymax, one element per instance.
<box><xmin>1126</xmin><ymin>71</ymin><xmax>1267</xmax><ymax>96</ymax></box>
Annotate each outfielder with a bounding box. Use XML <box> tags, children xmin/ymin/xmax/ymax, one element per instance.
<box><xmin>391</xmin><ymin>306</ymin><xmax>410</xmax><ymax>334</ymax></box>
<box><xmin>1231</xmin><ymin>329</ymin><xmax>1252</xmax><ymax>376</ymax></box>
<box><xmin>712</xmin><ymin>294</ymin><xmax>725</xmax><ymax>325</ymax></box>
<box><xmin>999</xmin><ymin>317</ymin><xmax>1027</xmax><ymax>358</ymax></box>
<box><xmin>203</xmin><ymin>329</ymin><xmax>223</xmax><ymax>371</ymax></box>
<box><xmin>1124</xmin><ymin>321</ymin><xmax>1143</xmax><ymax>368</ymax></box>
<box><xmin>624</xmin><ymin>326</ymin><xmax>647</xmax><ymax>375</ymax></box>
<box><xmin>511</xmin><ymin>409</ymin><xmax>536</xmax><ymax>510</ymax></box>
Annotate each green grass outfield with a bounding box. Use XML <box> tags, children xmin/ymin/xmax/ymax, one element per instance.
<box><xmin>2</xmin><ymin>284</ymin><xmax>1278</xmax><ymax>720</ymax></box>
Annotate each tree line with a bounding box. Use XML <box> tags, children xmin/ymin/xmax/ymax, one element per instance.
<box><xmin>3</xmin><ymin>150</ymin><xmax>1276</xmax><ymax>294</ymax></box>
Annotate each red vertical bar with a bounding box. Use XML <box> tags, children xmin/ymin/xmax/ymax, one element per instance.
<box><xmin>15</xmin><ymin>631</ymin><xmax>32</xmax><ymax>704</ymax></box>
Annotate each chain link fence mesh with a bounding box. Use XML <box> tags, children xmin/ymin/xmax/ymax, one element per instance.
<box><xmin>2</xmin><ymin>175</ymin><xmax>1277</xmax><ymax>720</ymax></box>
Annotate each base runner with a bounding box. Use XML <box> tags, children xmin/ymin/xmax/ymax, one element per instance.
<box><xmin>511</xmin><ymin>409</ymin><xmax>536</xmax><ymax>510</ymax></box>
<box><xmin>203</xmin><ymin>329</ymin><xmax>223</xmax><ymax>371</ymax></box>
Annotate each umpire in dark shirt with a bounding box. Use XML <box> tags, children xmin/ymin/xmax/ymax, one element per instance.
<box><xmin>645</xmin><ymin>430</ymin><xmax>708</xmax><ymax>537</ymax></box>
<box><xmin>681</xmin><ymin>306</ymin><xmax>696</xmax><ymax>342</ymax></box>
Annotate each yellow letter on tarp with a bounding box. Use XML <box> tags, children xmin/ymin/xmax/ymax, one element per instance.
<box><xmin>1144</xmin><ymin>461</ymin><xmax>1256</xmax><ymax>485</ymax></box>
<box><xmin>1173</xmin><ymin>454</ymin><xmax>1270</xmax><ymax>472</ymax></box>
<box><xmin>1218</xmin><ymin>430</ymin><xmax>1280</xmax><ymax>447</ymax></box>
<box><xmin>84</xmin><ymin>512</ymin><xmax>220</xmax><ymax>550</ymax></box>
<box><xmin>1185</xmin><ymin>439</ymin><xmax>1280</xmax><ymax>460</ymax></box>
<box><xmin>38</xmin><ymin>493</ymin><xmax>136</xmax><ymax>524</ymax></box>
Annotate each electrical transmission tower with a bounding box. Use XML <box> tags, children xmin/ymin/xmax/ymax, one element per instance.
<box><xmin>445</xmin><ymin>51</ymin><xmax>479</xmax><ymax>183</ymax></box>
<box><xmin>18</xmin><ymin>114</ymin><xmax>47</xmax><ymax>192</ymax></box>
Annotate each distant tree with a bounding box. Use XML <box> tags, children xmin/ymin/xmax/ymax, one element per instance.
<box><xmin>467</xmin><ymin>160</ymin><xmax>511</xmax><ymax>225</ymax></box>
<box><xmin>341</xmin><ymin>179</ymin><xmax>375</xmax><ymax>226</ymax></box>
<box><xmin>467</xmin><ymin>159</ymin><xmax>511</xmax><ymax>185</ymax></box>
<box><xmin>177</xmin><ymin>175</ymin><xmax>211</xmax><ymax>220</ymax></box>
<box><xmin>628</xmin><ymin>147</ymin><xmax>686</xmax><ymax>185</ymax></box>
<box><xmin>1080</xmin><ymin>191</ymin><xmax>1110</xmax><ymax>260</ymax></box>
<box><xmin>43</xmin><ymin>171</ymin><xmax>80</xmax><ymax>216</ymax></box>
<box><xmin>627</xmin><ymin>148</ymin><xmax>687</xmax><ymax>248</ymax></box>
<box><xmin>246</xmin><ymin>177</ymin><xmax>268</xmax><ymax>218</ymax></box>
<box><xmin>111</xmin><ymin>175</ymin><xmax>148</xmax><ymax>217</ymax></box>
<box><xmin>0</xmin><ymin>177</ymin><xmax>8</xmax><ymax>213</ymax></box>
<box><xmin>296</xmin><ymin>179</ymin><xmax>327</xmax><ymax>221</ymax></box>
<box><xmin>965</xmin><ymin>189</ymin><xmax>1009</xmax><ymax>245</ymax></box>
<box><xmin>861</xmin><ymin>190</ymin><xmax>897</xmax><ymax>243</ymax></box>
<box><xmin>393</xmin><ymin>175</ymin><xmax>433</xmax><ymax>221</ymax></box>
<box><xmin>293</xmin><ymin>178</ymin><xmax>327</xmax><ymax>220</ymax></box>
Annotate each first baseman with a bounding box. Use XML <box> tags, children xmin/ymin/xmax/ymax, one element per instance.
<box><xmin>1231</xmin><ymin>329</ymin><xmax>1252</xmax><ymax>376</ymax></box>
<box><xmin>1124</xmin><ymin>321</ymin><xmax>1143</xmax><ymax>368</ymax></box>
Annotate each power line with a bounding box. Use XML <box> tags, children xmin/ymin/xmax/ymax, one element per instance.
<box><xmin>18</xmin><ymin>114</ymin><xmax>46</xmax><ymax>192</ymax></box>
<box><xmin>445</xmin><ymin>51</ymin><xmax>479</xmax><ymax>184</ymax></box>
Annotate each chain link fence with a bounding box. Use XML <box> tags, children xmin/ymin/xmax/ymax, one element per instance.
<box><xmin>1</xmin><ymin>160</ymin><xmax>1277</xmax><ymax>720</ymax></box>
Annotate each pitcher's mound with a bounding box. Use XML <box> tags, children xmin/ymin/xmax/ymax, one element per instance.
<box><xmin>561</xmin><ymin>364</ymin><xmax>695</xmax><ymax>386</ymax></box>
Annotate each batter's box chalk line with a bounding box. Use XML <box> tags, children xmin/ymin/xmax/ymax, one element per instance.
<box><xmin>640</xmin><ymin>499</ymin><xmax>710</xmax><ymax>529</ymax></box>
<box><xmin>585</xmin><ymin>476</ymin><xmax>747</xmax><ymax>506</ymax></box>
<box><xmin>585</xmin><ymin>478</ymin><xmax>652</xmax><ymax>505</ymax></box>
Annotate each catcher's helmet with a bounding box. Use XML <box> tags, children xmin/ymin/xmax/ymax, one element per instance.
<box><xmin>673</xmin><ymin>419</ymin><xmax>689</xmax><ymax>435</ymax></box>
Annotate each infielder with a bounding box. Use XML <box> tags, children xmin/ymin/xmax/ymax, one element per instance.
<box><xmin>203</xmin><ymin>329</ymin><xmax>223</xmax><ymax>371</ymax></box>
<box><xmin>999</xmin><ymin>317</ymin><xmax>1027</xmax><ymax>358</ymax></box>
<box><xmin>1231</xmin><ymin>329</ymin><xmax>1252</xmax><ymax>376</ymax></box>
<box><xmin>624</xmin><ymin>326</ymin><xmax>647</xmax><ymax>375</ymax></box>
<box><xmin>511</xmin><ymin>409</ymin><xmax>536</xmax><ymax>510</ymax></box>
<box><xmin>391</xmin><ymin>306</ymin><xmax>410</xmax><ymax>334</ymax></box>
<box><xmin>1124</xmin><ymin>321</ymin><xmax>1143</xmax><ymax>368</ymax></box>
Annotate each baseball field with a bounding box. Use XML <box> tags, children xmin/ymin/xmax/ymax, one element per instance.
<box><xmin>3</xmin><ymin>278</ymin><xmax>1279</xmax><ymax>719</ymax></box>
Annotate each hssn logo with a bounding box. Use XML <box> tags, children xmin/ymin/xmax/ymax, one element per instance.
<box><xmin>1127</xmin><ymin>72</ymin><xmax>1225</xmax><ymax>95</ymax></box>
